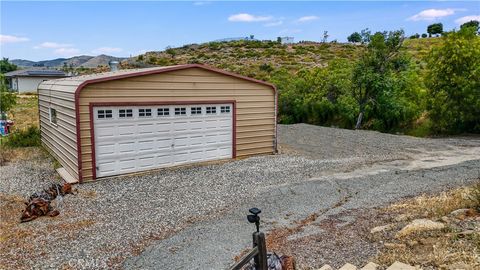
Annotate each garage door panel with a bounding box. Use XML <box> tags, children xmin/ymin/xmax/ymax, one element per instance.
<box><xmin>138</xmin><ymin>156</ymin><xmax>155</xmax><ymax>168</ymax></box>
<box><xmin>94</xmin><ymin>103</ymin><xmax>233</xmax><ymax>177</ymax></box>
<box><xmin>138</xmin><ymin>140</ymin><xmax>155</xmax><ymax>151</ymax></box>
<box><xmin>119</xmin><ymin>147</ymin><xmax>135</xmax><ymax>155</ymax></box>
<box><xmin>97</xmin><ymin>144</ymin><xmax>116</xmax><ymax>155</ymax></box>
<box><xmin>118</xmin><ymin>126</ymin><xmax>135</xmax><ymax>136</ymax></box>
<box><xmin>97</xmin><ymin>126</ymin><xmax>116</xmax><ymax>138</ymax></box>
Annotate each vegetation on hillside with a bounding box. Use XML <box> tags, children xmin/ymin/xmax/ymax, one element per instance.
<box><xmin>127</xmin><ymin>23</ymin><xmax>479</xmax><ymax>135</ymax></box>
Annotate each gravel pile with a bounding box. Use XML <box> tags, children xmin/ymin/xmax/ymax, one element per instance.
<box><xmin>1</xmin><ymin>124</ymin><xmax>479</xmax><ymax>269</ymax></box>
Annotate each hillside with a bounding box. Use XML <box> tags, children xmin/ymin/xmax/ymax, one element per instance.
<box><xmin>10</xmin><ymin>55</ymin><xmax>125</xmax><ymax>68</ymax></box>
<box><xmin>125</xmin><ymin>38</ymin><xmax>442</xmax><ymax>80</ymax></box>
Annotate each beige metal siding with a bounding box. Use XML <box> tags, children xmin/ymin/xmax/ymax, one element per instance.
<box><xmin>38</xmin><ymin>81</ymin><xmax>79</xmax><ymax>180</ymax></box>
<box><xmin>79</xmin><ymin>67</ymin><xmax>275</xmax><ymax>181</ymax></box>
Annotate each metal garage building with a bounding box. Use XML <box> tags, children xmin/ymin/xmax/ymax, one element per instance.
<box><xmin>38</xmin><ymin>64</ymin><xmax>277</xmax><ymax>182</ymax></box>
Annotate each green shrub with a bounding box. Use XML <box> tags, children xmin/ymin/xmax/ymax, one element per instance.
<box><xmin>5</xmin><ymin>126</ymin><xmax>41</xmax><ymax>147</ymax></box>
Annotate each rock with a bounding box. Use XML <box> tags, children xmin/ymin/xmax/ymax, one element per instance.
<box><xmin>384</xmin><ymin>242</ymin><xmax>407</xmax><ymax>249</ymax></box>
<box><xmin>449</xmin><ymin>208</ymin><xmax>477</xmax><ymax>220</ymax></box>
<box><xmin>318</xmin><ymin>265</ymin><xmax>333</xmax><ymax>270</ymax></box>
<box><xmin>396</xmin><ymin>219</ymin><xmax>445</xmax><ymax>238</ymax></box>
<box><xmin>361</xmin><ymin>262</ymin><xmax>379</xmax><ymax>270</ymax></box>
<box><xmin>440</xmin><ymin>216</ymin><xmax>449</xmax><ymax>223</ymax></box>
<box><xmin>339</xmin><ymin>263</ymin><xmax>357</xmax><ymax>270</ymax></box>
<box><xmin>386</xmin><ymin>261</ymin><xmax>417</xmax><ymax>270</ymax></box>
<box><xmin>449</xmin><ymin>208</ymin><xmax>470</xmax><ymax>217</ymax></box>
<box><xmin>370</xmin><ymin>223</ymin><xmax>396</xmax><ymax>234</ymax></box>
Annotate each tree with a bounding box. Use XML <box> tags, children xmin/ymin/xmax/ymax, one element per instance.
<box><xmin>426</xmin><ymin>27</ymin><xmax>480</xmax><ymax>133</ymax></box>
<box><xmin>421</xmin><ymin>33</ymin><xmax>428</xmax><ymax>38</ymax></box>
<box><xmin>409</xmin><ymin>33</ymin><xmax>420</xmax><ymax>39</ymax></box>
<box><xmin>360</xmin><ymin>28</ymin><xmax>371</xmax><ymax>44</ymax></box>
<box><xmin>460</xmin><ymin>20</ymin><xmax>479</xmax><ymax>32</ymax></box>
<box><xmin>322</xmin><ymin>31</ymin><xmax>329</xmax><ymax>43</ymax></box>
<box><xmin>0</xmin><ymin>74</ymin><xmax>17</xmax><ymax>117</ymax></box>
<box><xmin>165</xmin><ymin>46</ymin><xmax>177</xmax><ymax>59</ymax></box>
<box><xmin>427</xmin><ymin>23</ymin><xmax>443</xmax><ymax>37</ymax></box>
<box><xmin>347</xmin><ymin>32</ymin><xmax>362</xmax><ymax>43</ymax></box>
<box><xmin>0</xmin><ymin>58</ymin><xmax>17</xmax><ymax>74</ymax></box>
<box><xmin>351</xmin><ymin>30</ymin><xmax>407</xmax><ymax>129</ymax></box>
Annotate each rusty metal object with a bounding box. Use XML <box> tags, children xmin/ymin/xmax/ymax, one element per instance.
<box><xmin>20</xmin><ymin>183</ymin><xmax>74</xmax><ymax>223</ymax></box>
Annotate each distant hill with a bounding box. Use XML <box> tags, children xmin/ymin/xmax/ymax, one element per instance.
<box><xmin>80</xmin><ymin>55</ymin><xmax>125</xmax><ymax>68</ymax></box>
<box><xmin>124</xmin><ymin>38</ymin><xmax>441</xmax><ymax>80</ymax></box>
<box><xmin>10</xmin><ymin>55</ymin><xmax>125</xmax><ymax>68</ymax></box>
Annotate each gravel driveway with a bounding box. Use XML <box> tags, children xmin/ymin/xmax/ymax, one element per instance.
<box><xmin>1</xmin><ymin>124</ymin><xmax>479</xmax><ymax>269</ymax></box>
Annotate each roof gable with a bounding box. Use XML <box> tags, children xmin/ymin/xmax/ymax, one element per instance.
<box><xmin>38</xmin><ymin>64</ymin><xmax>276</xmax><ymax>94</ymax></box>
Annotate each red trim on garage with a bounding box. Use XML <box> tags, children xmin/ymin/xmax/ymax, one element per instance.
<box><xmin>88</xmin><ymin>104</ymin><xmax>97</xmax><ymax>180</ymax></box>
<box><xmin>74</xmin><ymin>64</ymin><xmax>275</xmax><ymax>182</ymax></box>
<box><xmin>89</xmin><ymin>100</ymin><xmax>236</xmax><ymax>180</ymax></box>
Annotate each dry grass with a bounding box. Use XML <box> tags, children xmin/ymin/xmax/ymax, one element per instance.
<box><xmin>8</xmin><ymin>95</ymin><xmax>39</xmax><ymax>131</ymax></box>
<box><xmin>1</xmin><ymin>94</ymin><xmax>44</xmax><ymax>157</ymax></box>
<box><xmin>388</xmin><ymin>185</ymin><xmax>479</xmax><ymax>219</ymax></box>
<box><xmin>376</xmin><ymin>235</ymin><xmax>480</xmax><ymax>269</ymax></box>
<box><xmin>374</xmin><ymin>183</ymin><xmax>480</xmax><ymax>269</ymax></box>
<box><xmin>0</xmin><ymin>95</ymin><xmax>42</xmax><ymax>165</ymax></box>
<box><xmin>0</xmin><ymin>146</ymin><xmax>48</xmax><ymax>165</ymax></box>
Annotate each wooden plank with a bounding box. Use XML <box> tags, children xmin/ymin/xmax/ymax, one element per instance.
<box><xmin>56</xmin><ymin>167</ymin><xmax>79</xmax><ymax>184</ymax></box>
<box><xmin>228</xmin><ymin>247</ymin><xmax>258</xmax><ymax>270</ymax></box>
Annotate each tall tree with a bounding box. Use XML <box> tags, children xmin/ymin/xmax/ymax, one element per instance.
<box><xmin>360</xmin><ymin>28</ymin><xmax>372</xmax><ymax>44</ymax></box>
<box><xmin>322</xmin><ymin>31</ymin><xmax>329</xmax><ymax>43</ymax></box>
<box><xmin>460</xmin><ymin>20</ymin><xmax>479</xmax><ymax>32</ymax></box>
<box><xmin>0</xmin><ymin>58</ymin><xmax>17</xmax><ymax>74</ymax></box>
<box><xmin>426</xmin><ymin>27</ymin><xmax>480</xmax><ymax>133</ymax></box>
<box><xmin>427</xmin><ymin>23</ymin><xmax>443</xmax><ymax>37</ymax></box>
<box><xmin>347</xmin><ymin>32</ymin><xmax>362</xmax><ymax>43</ymax></box>
<box><xmin>351</xmin><ymin>30</ymin><xmax>407</xmax><ymax>129</ymax></box>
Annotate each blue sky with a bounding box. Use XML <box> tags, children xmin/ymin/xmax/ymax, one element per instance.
<box><xmin>1</xmin><ymin>1</ymin><xmax>479</xmax><ymax>61</ymax></box>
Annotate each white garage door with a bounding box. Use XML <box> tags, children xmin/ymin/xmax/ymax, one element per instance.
<box><xmin>93</xmin><ymin>103</ymin><xmax>233</xmax><ymax>177</ymax></box>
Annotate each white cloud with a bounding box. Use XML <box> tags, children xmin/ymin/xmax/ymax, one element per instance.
<box><xmin>408</xmin><ymin>8</ymin><xmax>464</xmax><ymax>21</ymax></box>
<box><xmin>296</xmin><ymin>15</ymin><xmax>319</xmax><ymax>23</ymax></box>
<box><xmin>92</xmin><ymin>47</ymin><xmax>123</xmax><ymax>54</ymax></box>
<box><xmin>35</xmin><ymin>41</ymin><xmax>73</xmax><ymax>49</ymax></box>
<box><xmin>228</xmin><ymin>13</ymin><xmax>273</xmax><ymax>22</ymax></box>
<box><xmin>455</xmin><ymin>15</ymin><xmax>480</xmax><ymax>25</ymax></box>
<box><xmin>264</xmin><ymin>20</ymin><xmax>283</xmax><ymax>27</ymax></box>
<box><xmin>0</xmin><ymin>34</ymin><xmax>29</xmax><ymax>44</ymax></box>
<box><xmin>33</xmin><ymin>41</ymin><xmax>79</xmax><ymax>56</ymax></box>
<box><xmin>53</xmin><ymin>47</ymin><xmax>80</xmax><ymax>56</ymax></box>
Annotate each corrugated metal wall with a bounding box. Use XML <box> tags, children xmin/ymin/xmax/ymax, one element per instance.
<box><xmin>38</xmin><ymin>81</ymin><xmax>79</xmax><ymax>179</ymax></box>
<box><xmin>79</xmin><ymin>68</ymin><xmax>275</xmax><ymax>181</ymax></box>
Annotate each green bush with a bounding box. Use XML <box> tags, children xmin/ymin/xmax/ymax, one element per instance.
<box><xmin>5</xmin><ymin>126</ymin><xmax>41</xmax><ymax>147</ymax></box>
<box><xmin>426</xmin><ymin>27</ymin><xmax>480</xmax><ymax>134</ymax></box>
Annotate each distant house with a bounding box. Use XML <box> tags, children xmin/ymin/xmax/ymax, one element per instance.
<box><xmin>4</xmin><ymin>69</ymin><xmax>69</xmax><ymax>93</ymax></box>
<box><xmin>279</xmin><ymin>37</ymin><xmax>294</xmax><ymax>44</ymax></box>
<box><xmin>215</xmin><ymin>35</ymin><xmax>257</xmax><ymax>42</ymax></box>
